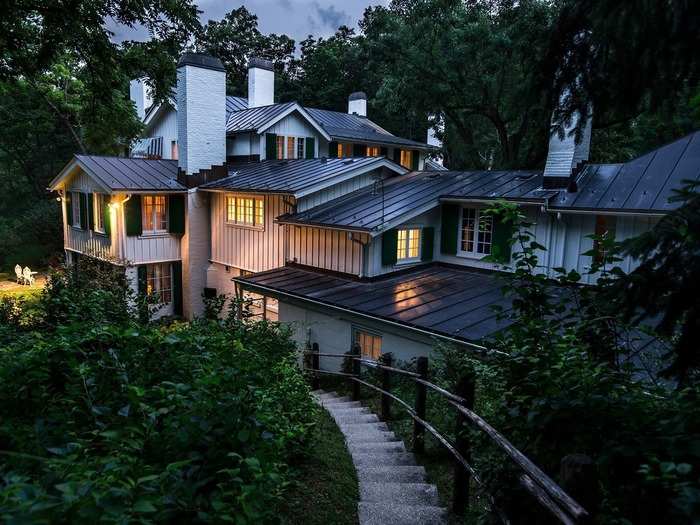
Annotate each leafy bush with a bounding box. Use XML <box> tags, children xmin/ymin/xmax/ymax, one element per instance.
<box><xmin>0</xmin><ymin>261</ymin><xmax>315</xmax><ymax>523</ymax></box>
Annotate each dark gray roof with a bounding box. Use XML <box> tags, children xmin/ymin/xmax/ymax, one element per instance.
<box><xmin>50</xmin><ymin>155</ymin><xmax>185</xmax><ymax>192</ymax></box>
<box><xmin>279</xmin><ymin>169</ymin><xmax>551</xmax><ymax>233</ymax></box>
<box><xmin>235</xmin><ymin>264</ymin><xmax>513</xmax><ymax>345</ymax></box>
<box><xmin>226</xmin><ymin>102</ymin><xmax>296</xmax><ymax>133</ymax></box>
<box><xmin>199</xmin><ymin>157</ymin><xmax>406</xmax><ymax>196</ymax></box>
<box><xmin>552</xmin><ymin>130</ymin><xmax>700</xmax><ymax>213</ymax></box>
<box><xmin>226</xmin><ymin>96</ymin><xmax>248</xmax><ymax>115</ymax></box>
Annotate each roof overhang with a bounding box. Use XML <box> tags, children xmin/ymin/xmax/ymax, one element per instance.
<box><xmin>48</xmin><ymin>156</ymin><xmax>111</xmax><ymax>194</ymax></box>
<box><xmin>329</xmin><ymin>133</ymin><xmax>438</xmax><ymax>152</ymax></box>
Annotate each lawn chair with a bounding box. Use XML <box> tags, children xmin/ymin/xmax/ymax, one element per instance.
<box><xmin>22</xmin><ymin>267</ymin><xmax>35</xmax><ymax>286</ymax></box>
<box><xmin>14</xmin><ymin>264</ymin><xmax>24</xmax><ymax>284</ymax></box>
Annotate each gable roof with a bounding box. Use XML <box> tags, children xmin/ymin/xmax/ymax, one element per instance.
<box><xmin>199</xmin><ymin>157</ymin><xmax>407</xmax><ymax>198</ymax></box>
<box><xmin>50</xmin><ymin>155</ymin><xmax>186</xmax><ymax>193</ymax></box>
<box><xmin>225</xmin><ymin>102</ymin><xmax>331</xmax><ymax>140</ymax></box>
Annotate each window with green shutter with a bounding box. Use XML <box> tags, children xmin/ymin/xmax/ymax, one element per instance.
<box><xmin>168</xmin><ymin>194</ymin><xmax>186</xmax><ymax>235</ymax></box>
<box><xmin>125</xmin><ymin>195</ymin><xmax>142</xmax><ymax>236</ymax></box>
<box><xmin>66</xmin><ymin>192</ymin><xmax>73</xmax><ymax>226</ymax></box>
<box><xmin>265</xmin><ymin>133</ymin><xmax>277</xmax><ymax>160</ymax></box>
<box><xmin>411</xmin><ymin>150</ymin><xmax>420</xmax><ymax>171</ymax></box>
<box><xmin>381</xmin><ymin>229</ymin><xmax>398</xmax><ymax>266</ymax></box>
<box><xmin>421</xmin><ymin>226</ymin><xmax>435</xmax><ymax>261</ymax></box>
<box><xmin>490</xmin><ymin>216</ymin><xmax>513</xmax><ymax>263</ymax></box>
<box><xmin>328</xmin><ymin>141</ymin><xmax>339</xmax><ymax>158</ymax></box>
<box><xmin>440</xmin><ymin>203</ymin><xmax>459</xmax><ymax>255</ymax></box>
<box><xmin>79</xmin><ymin>193</ymin><xmax>88</xmax><ymax>229</ymax></box>
<box><xmin>305</xmin><ymin>136</ymin><xmax>315</xmax><ymax>159</ymax></box>
<box><xmin>353</xmin><ymin>144</ymin><xmax>366</xmax><ymax>157</ymax></box>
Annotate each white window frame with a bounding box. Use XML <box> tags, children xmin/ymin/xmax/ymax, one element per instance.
<box><xmin>225</xmin><ymin>193</ymin><xmax>265</xmax><ymax>230</ymax></box>
<box><xmin>93</xmin><ymin>193</ymin><xmax>105</xmax><ymax>234</ymax></box>
<box><xmin>70</xmin><ymin>191</ymin><xmax>81</xmax><ymax>228</ymax></box>
<box><xmin>352</xmin><ymin>326</ymin><xmax>383</xmax><ymax>361</ymax></box>
<box><xmin>146</xmin><ymin>263</ymin><xmax>172</xmax><ymax>304</ymax></box>
<box><xmin>457</xmin><ymin>207</ymin><xmax>494</xmax><ymax>258</ymax></box>
<box><xmin>142</xmin><ymin>194</ymin><xmax>168</xmax><ymax>235</ymax></box>
<box><xmin>396</xmin><ymin>226</ymin><xmax>422</xmax><ymax>263</ymax></box>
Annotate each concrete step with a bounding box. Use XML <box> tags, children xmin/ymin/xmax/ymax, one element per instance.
<box><xmin>340</xmin><ymin>421</ymin><xmax>389</xmax><ymax>433</ymax></box>
<box><xmin>348</xmin><ymin>441</ymin><xmax>406</xmax><ymax>454</ymax></box>
<box><xmin>360</xmin><ymin>482</ymin><xmax>440</xmax><ymax>506</ymax></box>
<box><xmin>358</xmin><ymin>502</ymin><xmax>447</xmax><ymax>525</ymax></box>
<box><xmin>352</xmin><ymin>452</ymin><xmax>417</xmax><ymax>467</ymax></box>
<box><xmin>344</xmin><ymin>431</ymin><xmax>399</xmax><ymax>444</ymax></box>
<box><xmin>320</xmin><ymin>395</ymin><xmax>351</xmax><ymax>403</ymax></box>
<box><xmin>336</xmin><ymin>413</ymin><xmax>380</xmax><ymax>425</ymax></box>
<box><xmin>328</xmin><ymin>407</ymin><xmax>372</xmax><ymax>417</ymax></box>
<box><xmin>355</xmin><ymin>465</ymin><xmax>427</xmax><ymax>483</ymax></box>
<box><xmin>324</xmin><ymin>401</ymin><xmax>363</xmax><ymax>409</ymax></box>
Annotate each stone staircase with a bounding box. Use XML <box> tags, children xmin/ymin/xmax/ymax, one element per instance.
<box><xmin>314</xmin><ymin>390</ymin><xmax>447</xmax><ymax>525</ymax></box>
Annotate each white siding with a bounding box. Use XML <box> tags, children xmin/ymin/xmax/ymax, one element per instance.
<box><xmin>287</xmin><ymin>226</ymin><xmax>367</xmax><ymax>276</ymax></box>
<box><xmin>148</xmin><ymin>108</ymin><xmax>178</xmax><ymax>159</ymax></box>
<box><xmin>210</xmin><ymin>192</ymin><xmax>289</xmax><ymax>272</ymax></box>
<box><xmin>227</xmin><ymin>133</ymin><xmax>258</xmax><ymax>157</ymax></box>
<box><xmin>124</xmin><ymin>233</ymin><xmax>181</xmax><ymax>264</ymax></box>
<box><xmin>64</xmin><ymin>171</ymin><xmax>113</xmax><ymax>259</ymax></box>
<box><xmin>297</xmin><ymin>169</ymin><xmax>382</xmax><ymax>212</ymax></box>
<box><xmin>266</xmin><ymin>112</ymin><xmax>320</xmax><ymax>138</ymax></box>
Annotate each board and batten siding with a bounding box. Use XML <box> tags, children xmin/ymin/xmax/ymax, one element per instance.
<box><xmin>210</xmin><ymin>192</ymin><xmax>289</xmax><ymax>272</ymax></box>
<box><xmin>148</xmin><ymin>107</ymin><xmax>178</xmax><ymax>159</ymax></box>
<box><xmin>296</xmin><ymin>169</ymin><xmax>384</xmax><ymax>212</ymax></box>
<box><xmin>124</xmin><ymin>233</ymin><xmax>181</xmax><ymax>264</ymax></box>
<box><xmin>287</xmin><ymin>225</ymin><xmax>368</xmax><ymax>276</ymax></box>
<box><xmin>260</xmin><ymin>113</ymin><xmax>321</xmax><ymax>160</ymax></box>
<box><xmin>64</xmin><ymin>170</ymin><xmax>113</xmax><ymax>259</ymax></box>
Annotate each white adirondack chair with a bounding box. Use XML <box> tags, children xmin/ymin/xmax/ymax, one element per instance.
<box><xmin>22</xmin><ymin>267</ymin><xmax>35</xmax><ymax>286</ymax></box>
<box><xmin>14</xmin><ymin>264</ymin><xmax>24</xmax><ymax>284</ymax></box>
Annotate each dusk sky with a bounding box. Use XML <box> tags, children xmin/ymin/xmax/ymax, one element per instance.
<box><xmin>107</xmin><ymin>0</ymin><xmax>388</xmax><ymax>47</ymax></box>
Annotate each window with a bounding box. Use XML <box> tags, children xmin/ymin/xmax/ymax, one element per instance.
<box><xmin>337</xmin><ymin>143</ymin><xmax>353</xmax><ymax>158</ymax></box>
<box><xmin>367</xmin><ymin>145</ymin><xmax>380</xmax><ymax>157</ymax></box>
<box><xmin>276</xmin><ymin>135</ymin><xmax>285</xmax><ymax>159</ymax></box>
<box><xmin>593</xmin><ymin>215</ymin><xmax>617</xmax><ymax>264</ymax></box>
<box><xmin>71</xmin><ymin>192</ymin><xmax>81</xmax><ymax>227</ymax></box>
<box><xmin>225</xmin><ymin>194</ymin><xmax>264</xmax><ymax>228</ymax></box>
<box><xmin>397</xmin><ymin>228</ymin><xmax>421</xmax><ymax>261</ymax></box>
<box><xmin>171</xmin><ymin>140</ymin><xmax>178</xmax><ymax>160</ymax></box>
<box><xmin>286</xmin><ymin>136</ymin><xmax>295</xmax><ymax>159</ymax></box>
<box><xmin>143</xmin><ymin>195</ymin><xmax>168</xmax><ymax>233</ymax></box>
<box><xmin>297</xmin><ymin>137</ymin><xmax>305</xmax><ymax>159</ymax></box>
<box><xmin>93</xmin><ymin>193</ymin><xmax>105</xmax><ymax>233</ymax></box>
<box><xmin>241</xmin><ymin>292</ymin><xmax>277</xmax><ymax>321</ymax></box>
<box><xmin>353</xmin><ymin>328</ymin><xmax>382</xmax><ymax>360</ymax></box>
<box><xmin>400</xmin><ymin>150</ymin><xmax>413</xmax><ymax>169</ymax></box>
<box><xmin>146</xmin><ymin>263</ymin><xmax>172</xmax><ymax>304</ymax></box>
<box><xmin>459</xmin><ymin>207</ymin><xmax>493</xmax><ymax>257</ymax></box>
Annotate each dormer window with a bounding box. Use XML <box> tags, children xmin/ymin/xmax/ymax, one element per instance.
<box><xmin>459</xmin><ymin>207</ymin><xmax>493</xmax><ymax>256</ymax></box>
<box><xmin>367</xmin><ymin>145</ymin><xmax>380</xmax><ymax>157</ymax></box>
<box><xmin>397</xmin><ymin>228</ymin><xmax>421</xmax><ymax>262</ymax></box>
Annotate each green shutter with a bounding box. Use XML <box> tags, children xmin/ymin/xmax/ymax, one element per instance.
<box><xmin>380</xmin><ymin>147</ymin><xmax>388</xmax><ymax>157</ymax></box>
<box><xmin>172</xmin><ymin>261</ymin><xmax>183</xmax><ymax>316</ymax></box>
<box><xmin>66</xmin><ymin>192</ymin><xmax>73</xmax><ymax>226</ymax></box>
<box><xmin>305</xmin><ymin>137</ymin><xmax>315</xmax><ymax>159</ymax></box>
<box><xmin>381</xmin><ymin>229</ymin><xmax>398</xmax><ymax>266</ymax></box>
<box><xmin>168</xmin><ymin>194</ymin><xmax>185</xmax><ymax>235</ymax></box>
<box><xmin>137</xmin><ymin>265</ymin><xmax>147</xmax><ymax>295</ymax></box>
<box><xmin>440</xmin><ymin>203</ymin><xmax>459</xmax><ymax>255</ymax></box>
<box><xmin>87</xmin><ymin>193</ymin><xmax>94</xmax><ymax>230</ymax></box>
<box><xmin>491</xmin><ymin>216</ymin><xmax>513</xmax><ymax>263</ymax></box>
<box><xmin>411</xmin><ymin>150</ymin><xmax>420</xmax><ymax>171</ymax></box>
<box><xmin>329</xmin><ymin>141</ymin><xmax>339</xmax><ymax>158</ymax></box>
<box><xmin>266</xmin><ymin>133</ymin><xmax>277</xmax><ymax>160</ymax></box>
<box><xmin>421</xmin><ymin>227</ymin><xmax>435</xmax><ymax>261</ymax></box>
<box><xmin>79</xmin><ymin>193</ymin><xmax>88</xmax><ymax>229</ymax></box>
<box><xmin>125</xmin><ymin>195</ymin><xmax>142</xmax><ymax>236</ymax></box>
<box><xmin>393</xmin><ymin>148</ymin><xmax>401</xmax><ymax>164</ymax></box>
<box><xmin>103</xmin><ymin>197</ymin><xmax>111</xmax><ymax>236</ymax></box>
<box><xmin>353</xmin><ymin>143</ymin><xmax>366</xmax><ymax>157</ymax></box>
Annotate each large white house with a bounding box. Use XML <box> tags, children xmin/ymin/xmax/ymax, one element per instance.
<box><xmin>50</xmin><ymin>52</ymin><xmax>698</xmax><ymax>363</ymax></box>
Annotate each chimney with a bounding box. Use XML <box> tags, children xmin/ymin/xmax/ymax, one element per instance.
<box><xmin>176</xmin><ymin>53</ymin><xmax>226</xmax><ymax>175</ymax></box>
<box><xmin>427</xmin><ymin>114</ymin><xmax>444</xmax><ymax>166</ymax></box>
<box><xmin>348</xmin><ymin>92</ymin><xmax>367</xmax><ymax>117</ymax></box>
<box><xmin>543</xmin><ymin>91</ymin><xmax>592</xmax><ymax>189</ymax></box>
<box><xmin>129</xmin><ymin>78</ymin><xmax>152</xmax><ymax>121</ymax></box>
<box><xmin>247</xmin><ymin>57</ymin><xmax>274</xmax><ymax>108</ymax></box>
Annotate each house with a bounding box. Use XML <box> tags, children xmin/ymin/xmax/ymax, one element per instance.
<box><xmin>49</xmin><ymin>52</ymin><xmax>698</xmax><ymax>364</ymax></box>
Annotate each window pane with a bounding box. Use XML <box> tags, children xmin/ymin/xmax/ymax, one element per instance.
<box><xmin>94</xmin><ymin>194</ymin><xmax>104</xmax><ymax>231</ymax></box>
<box><xmin>297</xmin><ymin>137</ymin><xmax>305</xmax><ymax>159</ymax></box>
<box><xmin>400</xmin><ymin>150</ymin><xmax>412</xmax><ymax>169</ymax></box>
<box><xmin>276</xmin><ymin>136</ymin><xmax>284</xmax><ymax>159</ymax></box>
<box><xmin>476</xmin><ymin>214</ymin><xmax>493</xmax><ymax>254</ymax></box>
<box><xmin>461</xmin><ymin>208</ymin><xmax>475</xmax><ymax>252</ymax></box>
<box><xmin>155</xmin><ymin>195</ymin><xmax>167</xmax><ymax>230</ymax></box>
<box><xmin>254</xmin><ymin>198</ymin><xmax>264</xmax><ymax>226</ymax></box>
<box><xmin>355</xmin><ymin>330</ymin><xmax>382</xmax><ymax>360</ymax></box>
<box><xmin>72</xmin><ymin>193</ymin><xmax>81</xmax><ymax>227</ymax></box>
<box><xmin>367</xmin><ymin>145</ymin><xmax>380</xmax><ymax>157</ymax></box>
<box><xmin>408</xmin><ymin>229</ymin><xmax>420</xmax><ymax>258</ymax></box>
<box><xmin>146</xmin><ymin>263</ymin><xmax>172</xmax><ymax>304</ymax></box>
<box><xmin>236</xmin><ymin>197</ymin><xmax>254</xmax><ymax>224</ymax></box>
<box><xmin>287</xmin><ymin>136</ymin><xmax>295</xmax><ymax>159</ymax></box>
<box><xmin>226</xmin><ymin>196</ymin><xmax>236</xmax><ymax>222</ymax></box>
<box><xmin>397</xmin><ymin>229</ymin><xmax>407</xmax><ymax>260</ymax></box>
<box><xmin>143</xmin><ymin>195</ymin><xmax>154</xmax><ymax>231</ymax></box>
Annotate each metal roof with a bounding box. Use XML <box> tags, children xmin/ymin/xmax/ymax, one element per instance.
<box><xmin>551</xmin><ymin>131</ymin><xmax>700</xmax><ymax>213</ymax></box>
<box><xmin>226</xmin><ymin>96</ymin><xmax>248</xmax><ymax>114</ymax></box>
<box><xmin>199</xmin><ymin>157</ymin><xmax>406</xmax><ymax>196</ymax></box>
<box><xmin>279</xmin><ymin>169</ymin><xmax>551</xmax><ymax>233</ymax></box>
<box><xmin>235</xmin><ymin>264</ymin><xmax>513</xmax><ymax>345</ymax></box>
<box><xmin>50</xmin><ymin>155</ymin><xmax>186</xmax><ymax>193</ymax></box>
<box><xmin>225</xmin><ymin>102</ymin><xmax>297</xmax><ymax>133</ymax></box>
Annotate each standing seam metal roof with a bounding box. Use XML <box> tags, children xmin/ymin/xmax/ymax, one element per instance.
<box><xmin>225</xmin><ymin>102</ymin><xmax>296</xmax><ymax>133</ymax></box>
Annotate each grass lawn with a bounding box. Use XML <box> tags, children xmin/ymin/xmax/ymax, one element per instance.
<box><xmin>0</xmin><ymin>271</ymin><xmax>46</xmax><ymax>299</ymax></box>
<box><xmin>280</xmin><ymin>405</ymin><xmax>359</xmax><ymax>525</ymax></box>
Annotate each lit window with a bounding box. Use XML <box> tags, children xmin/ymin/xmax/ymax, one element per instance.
<box><xmin>71</xmin><ymin>192</ymin><xmax>81</xmax><ymax>227</ymax></box>
<box><xmin>94</xmin><ymin>193</ymin><xmax>105</xmax><ymax>233</ymax></box>
<box><xmin>276</xmin><ymin>136</ymin><xmax>285</xmax><ymax>159</ymax></box>
<box><xmin>146</xmin><ymin>263</ymin><xmax>172</xmax><ymax>304</ymax></box>
<box><xmin>338</xmin><ymin>143</ymin><xmax>353</xmax><ymax>158</ymax></box>
<box><xmin>459</xmin><ymin>208</ymin><xmax>493</xmax><ymax>256</ymax></box>
<box><xmin>593</xmin><ymin>215</ymin><xmax>617</xmax><ymax>264</ymax></box>
<box><xmin>354</xmin><ymin>328</ymin><xmax>382</xmax><ymax>360</ymax></box>
<box><xmin>397</xmin><ymin>228</ymin><xmax>421</xmax><ymax>261</ymax></box>
<box><xmin>297</xmin><ymin>137</ymin><xmax>305</xmax><ymax>159</ymax></box>
<box><xmin>171</xmin><ymin>140</ymin><xmax>178</xmax><ymax>160</ymax></box>
<box><xmin>287</xmin><ymin>136</ymin><xmax>295</xmax><ymax>159</ymax></box>
<box><xmin>143</xmin><ymin>195</ymin><xmax>168</xmax><ymax>233</ymax></box>
<box><xmin>225</xmin><ymin>195</ymin><xmax>264</xmax><ymax>228</ymax></box>
<box><xmin>265</xmin><ymin>297</ymin><xmax>278</xmax><ymax>321</ymax></box>
<box><xmin>400</xmin><ymin>150</ymin><xmax>413</xmax><ymax>169</ymax></box>
<box><xmin>367</xmin><ymin>145</ymin><xmax>380</xmax><ymax>157</ymax></box>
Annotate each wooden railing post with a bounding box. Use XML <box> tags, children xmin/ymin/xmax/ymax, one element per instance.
<box><xmin>453</xmin><ymin>373</ymin><xmax>476</xmax><ymax>516</ymax></box>
<box><xmin>311</xmin><ymin>342</ymin><xmax>320</xmax><ymax>390</ymax></box>
<box><xmin>380</xmin><ymin>353</ymin><xmax>392</xmax><ymax>420</ymax></box>
<box><xmin>413</xmin><ymin>356</ymin><xmax>429</xmax><ymax>454</ymax></box>
<box><xmin>351</xmin><ymin>343</ymin><xmax>361</xmax><ymax>401</ymax></box>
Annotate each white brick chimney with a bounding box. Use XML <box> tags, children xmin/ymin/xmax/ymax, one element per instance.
<box><xmin>176</xmin><ymin>53</ymin><xmax>226</xmax><ymax>175</ymax></box>
<box><xmin>543</xmin><ymin>91</ymin><xmax>592</xmax><ymax>189</ymax></box>
<box><xmin>129</xmin><ymin>78</ymin><xmax>152</xmax><ymax>121</ymax></box>
<box><xmin>247</xmin><ymin>57</ymin><xmax>274</xmax><ymax>108</ymax></box>
<box><xmin>348</xmin><ymin>92</ymin><xmax>367</xmax><ymax>117</ymax></box>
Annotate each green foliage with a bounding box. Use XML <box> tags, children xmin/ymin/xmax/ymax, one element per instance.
<box><xmin>0</xmin><ymin>262</ymin><xmax>315</xmax><ymax>523</ymax></box>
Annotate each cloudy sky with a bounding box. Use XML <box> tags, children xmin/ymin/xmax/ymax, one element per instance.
<box><xmin>108</xmin><ymin>0</ymin><xmax>388</xmax><ymax>46</ymax></box>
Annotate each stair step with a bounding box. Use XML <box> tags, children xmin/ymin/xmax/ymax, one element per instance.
<box><xmin>320</xmin><ymin>395</ymin><xmax>351</xmax><ymax>403</ymax></box>
<box><xmin>348</xmin><ymin>441</ymin><xmax>406</xmax><ymax>454</ymax></box>
<box><xmin>324</xmin><ymin>401</ymin><xmax>363</xmax><ymax>409</ymax></box>
<box><xmin>352</xmin><ymin>452</ymin><xmax>417</xmax><ymax>466</ymax></box>
<box><xmin>338</xmin><ymin>421</ymin><xmax>388</xmax><ymax>432</ymax></box>
<box><xmin>328</xmin><ymin>407</ymin><xmax>371</xmax><ymax>416</ymax></box>
<box><xmin>344</xmin><ymin>431</ymin><xmax>399</xmax><ymax>444</ymax></box>
<box><xmin>358</xmin><ymin>502</ymin><xmax>447</xmax><ymax>525</ymax></box>
<box><xmin>360</xmin><ymin>482</ymin><xmax>440</xmax><ymax>506</ymax></box>
<box><xmin>356</xmin><ymin>465</ymin><xmax>427</xmax><ymax>483</ymax></box>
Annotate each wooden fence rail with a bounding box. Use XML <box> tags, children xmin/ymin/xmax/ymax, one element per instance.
<box><xmin>303</xmin><ymin>343</ymin><xmax>592</xmax><ymax>524</ymax></box>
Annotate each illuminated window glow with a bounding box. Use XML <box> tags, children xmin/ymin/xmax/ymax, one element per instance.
<box><xmin>397</xmin><ymin>228</ymin><xmax>421</xmax><ymax>261</ymax></box>
<box><xmin>225</xmin><ymin>195</ymin><xmax>264</xmax><ymax>227</ymax></box>
<box><xmin>143</xmin><ymin>195</ymin><xmax>167</xmax><ymax>233</ymax></box>
<box><xmin>146</xmin><ymin>263</ymin><xmax>172</xmax><ymax>304</ymax></box>
<box><xmin>400</xmin><ymin>150</ymin><xmax>413</xmax><ymax>169</ymax></box>
<box><xmin>354</xmin><ymin>328</ymin><xmax>382</xmax><ymax>360</ymax></box>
